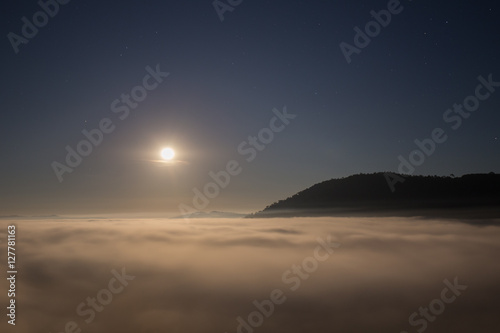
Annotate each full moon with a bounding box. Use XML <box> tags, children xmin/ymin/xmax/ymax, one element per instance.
<box><xmin>161</xmin><ymin>148</ymin><xmax>175</xmax><ymax>160</ymax></box>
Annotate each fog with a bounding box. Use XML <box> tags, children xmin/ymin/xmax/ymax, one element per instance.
<box><xmin>1</xmin><ymin>217</ymin><xmax>499</xmax><ymax>333</ymax></box>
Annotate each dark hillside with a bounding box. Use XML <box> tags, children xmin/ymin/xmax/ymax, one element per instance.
<box><xmin>248</xmin><ymin>173</ymin><xmax>500</xmax><ymax>218</ymax></box>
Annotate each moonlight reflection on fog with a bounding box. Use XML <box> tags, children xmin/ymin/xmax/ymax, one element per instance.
<box><xmin>1</xmin><ymin>216</ymin><xmax>499</xmax><ymax>333</ymax></box>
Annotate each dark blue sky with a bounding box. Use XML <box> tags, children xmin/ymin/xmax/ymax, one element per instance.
<box><xmin>1</xmin><ymin>0</ymin><xmax>499</xmax><ymax>215</ymax></box>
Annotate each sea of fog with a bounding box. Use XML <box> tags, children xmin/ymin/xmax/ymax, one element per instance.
<box><xmin>0</xmin><ymin>217</ymin><xmax>499</xmax><ymax>333</ymax></box>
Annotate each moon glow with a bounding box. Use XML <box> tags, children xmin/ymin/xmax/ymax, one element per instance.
<box><xmin>161</xmin><ymin>148</ymin><xmax>175</xmax><ymax>160</ymax></box>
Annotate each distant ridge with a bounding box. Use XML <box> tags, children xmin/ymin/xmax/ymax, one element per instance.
<box><xmin>171</xmin><ymin>211</ymin><xmax>246</xmax><ymax>219</ymax></box>
<box><xmin>248</xmin><ymin>172</ymin><xmax>500</xmax><ymax>219</ymax></box>
<box><xmin>0</xmin><ymin>214</ymin><xmax>61</xmax><ymax>219</ymax></box>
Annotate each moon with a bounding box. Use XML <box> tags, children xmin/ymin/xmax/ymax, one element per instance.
<box><xmin>161</xmin><ymin>148</ymin><xmax>175</xmax><ymax>161</ymax></box>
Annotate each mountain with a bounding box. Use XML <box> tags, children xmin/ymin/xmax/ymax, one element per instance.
<box><xmin>247</xmin><ymin>172</ymin><xmax>500</xmax><ymax>219</ymax></box>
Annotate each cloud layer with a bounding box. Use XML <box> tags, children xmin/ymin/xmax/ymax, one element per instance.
<box><xmin>1</xmin><ymin>216</ymin><xmax>499</xmax><ymax>333</ymax></box>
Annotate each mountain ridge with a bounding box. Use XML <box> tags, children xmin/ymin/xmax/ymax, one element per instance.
<box><xmin>247</xmin><ymin>172</ymin><xmax>500</xmax><ymax>219</ymax></box>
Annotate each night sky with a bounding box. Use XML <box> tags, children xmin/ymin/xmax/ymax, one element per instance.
<box><xmin>1</xmin><ymin>0</ymin><xmax>499</xmax><ymax>215</ymax></box>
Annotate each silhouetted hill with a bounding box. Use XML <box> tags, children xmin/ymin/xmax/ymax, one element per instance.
<box><xmin>248</xmin><ymin>173</ymin><xmax>500</xmax><ymax>219</ymax></box>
